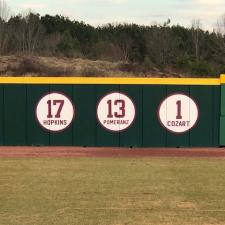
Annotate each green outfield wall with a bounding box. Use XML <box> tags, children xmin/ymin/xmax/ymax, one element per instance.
<box><xmin>220</xmin><ymin>75</ymin><xmax>225</xmax><ymax>146</ymax></box>
<box><xmin>0</xmin><ymin>76</ymin><xmax>223</xmax><ymax>147</ymax></box>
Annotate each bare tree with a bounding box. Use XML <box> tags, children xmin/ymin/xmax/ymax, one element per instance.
<box><xmin>214</xmin><ymin>14</ymin><xmax>225</xmax><ymax>58</ymax></box>
<box><xmin>215</xmin><ymin>14</ymin><xmax>225</xmax><ymax>35</ymax></box>
<box><xmin>145</xmin><ymin>20</ymin><xmax>175</xmax><ymax>67</ymax></box>
<box><xmin>0</xmin><ymin>0</ymin><xmax>10</xmax><ymax>21</ymax></box>
<box><xmin>8</xmin><ymin>12</ymin><xmax>45</xmax><ymax>54</ymax></box>
<box><xmin>25</xmin><ymin>13</ymin><xmax>45</xmax><ymax>54</ymax></box>
<box><xmin>117</xmin><ymin>33</ymin><xmax>133</xmax><ymax>63</ymax></box>
<box><xmin>191</xmin><ymin>19</ymin><xmax>202</xmax><ymax>61</ymax></box>
<box><xmin>0</xmin><ymin>0</ymin><xmax>10</xmax><ymax>54</ymax></box>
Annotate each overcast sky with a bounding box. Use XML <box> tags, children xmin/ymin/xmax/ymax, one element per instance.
<box><xmin>6</xmin><ymin>0</ymin><xmax>225</xmax><ymax>30</ymax></box>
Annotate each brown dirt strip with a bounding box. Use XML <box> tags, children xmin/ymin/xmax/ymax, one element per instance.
<box><xmin>0</xmin><ymin>147</ymin><xmax>225</xmax><ymax>158</ymax></box>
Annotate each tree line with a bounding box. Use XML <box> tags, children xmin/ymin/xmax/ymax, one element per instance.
<box><xmin>0</xmin><ymin>10</ymin><xmax>225</xmax><ymax>76</ymax></box>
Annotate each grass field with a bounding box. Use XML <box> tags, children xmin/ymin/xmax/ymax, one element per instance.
<box><xmin>1</xmin><ymin>157</ymin><xmax>225</xmax><ymax>225</ymax></box>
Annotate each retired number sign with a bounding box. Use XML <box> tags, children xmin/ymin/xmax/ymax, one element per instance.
<box><xmin>97</xmin><ymin>92</ymin><xmax>135</xmax><ymax>132</ymax></box>
<box><xmin>36</xmin><ymin>93</ymin><xmax>74</xmax><ymax>132</ymax></box>
<box><xmin>158</xmin><ymin>93</ymin><xmax>199</xmax><ymax>133</ymax></box>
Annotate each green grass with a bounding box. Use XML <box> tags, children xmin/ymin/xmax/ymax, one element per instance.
<box><xmin>1</xmin><ymin>157</ymin><xmax>225</xmax><ymax>225</ymax></box>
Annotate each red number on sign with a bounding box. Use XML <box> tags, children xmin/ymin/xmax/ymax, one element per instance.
<box><xmin>47</xmin><ymin>100</ymin><xmax>53</xmax><ymax>118</ymax></box>
<box><xmin>107</xmin><ymin>99</ymin><xmax>125</xmax><ymax>118</ymax></box>
<box><xmin>114</xmin><ymin>100</ymin><xmax>125</xmax><ymax>118</ymax></box>
<box><xmin>47</xmin><ymin>100</ymin><xmax>64</xmax><ymax>118</ymax></box>
<box><xmin>176</xmin><ymin>100</ymin><xmax>182</xmax><ymax>119</ymax></box>
<box><xmin>54</xmin><ymin>100</ymin><xmax>64</xmax><ymax>118</ymax></box>
<box><xmin>107</xmin><ymin>100</ymin><xmax>113</xmax><ymax>118</ymax></box>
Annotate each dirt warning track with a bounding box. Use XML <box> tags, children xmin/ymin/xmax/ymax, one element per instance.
<box><xmin>0</xmin><ymin>147</ymin><xmax>225</xmax><ymax>158</ymax></box>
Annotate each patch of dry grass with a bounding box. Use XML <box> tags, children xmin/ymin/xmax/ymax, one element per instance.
<box><xmin>0</xmin><ymin>55</ymin><xmax>134</xmax><ymax>77</ymax></box>
<box><xmin>1</xmin><ymin>158</ymin><xmax>225</xmax><ymax>225</ymax></box>
<box><xmin>0</xmin><ymin>55</ymin><xmax>188</xmax><ymax>77</ymax></box>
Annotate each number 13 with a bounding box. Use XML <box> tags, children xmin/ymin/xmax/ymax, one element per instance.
<box><xmin>107</xmin><ymin>99</ymin><xmax>125</xmax><ymax>118</ymax></box>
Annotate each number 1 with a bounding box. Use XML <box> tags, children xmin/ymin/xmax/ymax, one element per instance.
<box><xmin>176</xmin><ymin>100</ymin><xmax>182</xmax><ymax>119</ymax></box>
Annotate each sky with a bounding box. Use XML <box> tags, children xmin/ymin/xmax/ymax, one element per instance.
<box><xmin>5</xmin><ymin>0</ymin><xmax>225</xmax><ymax>31</ymax></box>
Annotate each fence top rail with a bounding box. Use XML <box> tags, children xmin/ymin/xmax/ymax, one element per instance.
<box><xmin>0</xmin><ymin>76</ymin><xmax>222</xmax><ymax>85</ymax></box>
<box><xmin>219</xmin><ymin>74</ymin><xmax>225</xmax><ymax>84</ymax></box>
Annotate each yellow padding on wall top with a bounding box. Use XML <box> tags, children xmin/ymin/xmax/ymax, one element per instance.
<box><xmin>0</xmin><ymin>76</ymin><xmax>222</xmax><ymax>85</ymax></box>
<box><xmin>220</xmin><ymin>74</ymin><xmax>225</xmax><ymax>84</ymax></box>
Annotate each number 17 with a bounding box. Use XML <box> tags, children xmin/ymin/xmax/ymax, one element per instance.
<box><xmin>47</xmin><ymin>100</ymin><xmax>64</xmax><ymax>118</ymax></box>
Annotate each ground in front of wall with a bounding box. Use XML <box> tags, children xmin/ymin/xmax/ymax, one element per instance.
<box><xmin>0</xmin><ymin>147</ymin><xmax>225</xmax><ymax>225</ymax></box>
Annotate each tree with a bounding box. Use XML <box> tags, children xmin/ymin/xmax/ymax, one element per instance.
<box><xmin>0</xmin><ymin>0</ymin><xmax>10</xmax><ymax>54</ymax></box>
<box><xmin>214</xmin><ymin>14</ymin><xmax>225</xmax><ymax>52</ymax></box>
<box><xmin>0</xmin><ymin>0</ymin><xmax>10</xmax><ymax>21</ymax></box>
<box><xmin>191</xmin><ymin>19</ymin><xmax>202</xmax><ymax>61</ymax></box>
<box><xmin>57</xmin><ymin>30</ymin><xmax>81</xmax><ymax>57</ymax></box>
<box><xmin>25</xmin><ymin>13</ymin><xmax>45</xmax><ymax>54</ymax></box>
<box><xmin>213</xmin><ymin>14</ymin><xmax>225</xmax><ymax>73</ymax></box>
<box><xmin>145</xmin><ymin>20</ymin><xmax>176</xmax><ymax>68</ymax></box>
<box><xmin>7</xmin><ymin>15</ymin><xmax>25</xmax><ymax>52</ymax></box>
<box><xmin>215</xmin><ymin>14</ymin><xmax>225</xmax><ymax>35</ymax></box>
<box><xmin>42</xmin><ymin>32</ymin><xmax>61</xmax><ymax>55</ymax></box>
<box><xmin>7</xmin><ymin>12</ymin><xmax>45</xmax><ymax>54</ymax></box>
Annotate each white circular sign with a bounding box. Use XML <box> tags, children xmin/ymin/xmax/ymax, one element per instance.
<box><xmin>97</xmin><ymin>92</ymin><xmax>136</xmax><ymax>132</ymax></box>
<box><xmin>36</xmin><ymin>93</ymin><xmax>74</xmax><ymax>132</ymax></box>
<box><xmin>158</xmin><ymin>93</ymin><xmax>199</xmax><ymax>133</ymax></box>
